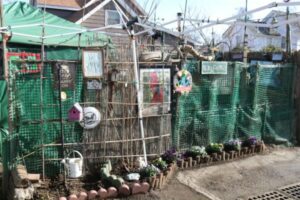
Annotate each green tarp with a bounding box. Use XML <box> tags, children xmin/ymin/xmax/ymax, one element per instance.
<box><xmin>0</xmin><ymin>80</ymin><xmax>8</xmax><ymax>159</ymax></box>
<box><xmin>2</xmin><ymin>2</ymin><xmax>112</xmax><ymax>47</ymax></box>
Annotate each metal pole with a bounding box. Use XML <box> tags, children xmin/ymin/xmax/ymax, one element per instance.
<box><xmin>177</xmin><ymin>13</ymin><xmax>182</xmax><ymax>33</ymax></box>
<box><xmin>131</xmin><ymin>33</ymin><xmax>148</xmax><ymax>165</ymax></box>
<box><xmin>243</xmin><ymin>0</ymin><xmax>248</xmax><ymax>64</ymax></box>
<box><xmin>286</xmin><ymin>5</ymin><xmax>291</xmax><ymax>54</ymax></box>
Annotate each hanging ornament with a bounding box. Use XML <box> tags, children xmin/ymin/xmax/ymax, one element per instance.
<box><xmin>61</xmin><ymin>91</ymin><xmax>67</xmax><ymax>101</ymax></box>
<box><xmin>80</xmin><ymin>107</ymin><xmax>101</xmax><ymax>129</ymax></box>
<box><xmin>173</xmin><ymin>69</ymin><xmax>193</xmax><ymax>94</ymax></box>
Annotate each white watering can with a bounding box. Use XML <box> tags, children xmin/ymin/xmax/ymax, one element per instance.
<box><xmin>61</xmin><ymin>150</ymin><xmax>83</xmax><ymax>178</ymax></box>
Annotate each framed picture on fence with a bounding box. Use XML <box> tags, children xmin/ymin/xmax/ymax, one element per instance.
<box><xmin>82</xmin><ymin>50</ymin><xmax>104</xmax><ymax>78</ymax></box>
<box><xmin>139</xmin><ymin>67</ymin><xmax>171</xmax><ymax>116</ymax></box>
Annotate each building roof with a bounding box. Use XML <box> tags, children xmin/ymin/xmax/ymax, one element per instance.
<box><xmin>36</xmin><ymin>0</ymin><xmax>84</xmax><ymax>10</ymax></box>
<box><xmin>68</xmin><ymin>0</ymin><xmax>146</xmax><ymax>24</ymax></box>
<box><xmin>223</xmin><ymin>17</ymin><xmax>281</xmax><ymax>38</ymax></box>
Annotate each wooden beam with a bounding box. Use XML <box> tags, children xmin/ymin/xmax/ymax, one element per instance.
<box><xmin>76</xmin><ymin>0</ymin><xmax>112</xmax><ymax>24</ymax></box>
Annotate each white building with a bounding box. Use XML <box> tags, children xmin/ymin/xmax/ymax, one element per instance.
<box><xmin>221</xmin><ymin>10</ymin><xmax>300</xmax><ymax>52</ymax></box>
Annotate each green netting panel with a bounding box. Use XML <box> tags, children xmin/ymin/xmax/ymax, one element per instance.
<box><xmin>173</xmin><ymin>61</ymin><xmax>243</xmax><ymax>148</ymax></box>
<box><xmin>173</xmin><ymin>61</ymin><xmax>295</xmax><ymax>149</ymax></box>
<box><xmin>7</xmin><ymin>48</ymin><xmax>84</xmax><ymax>177</ymax></box>
<box><xmin>263</xmin><ymin>105</ymin><xmax>294</xmax><ymax>144</ymax></box>
<box><xmin>0</xmin><ymin>81</ymin><xmax>8</xmax><ymax>160</ymax></box>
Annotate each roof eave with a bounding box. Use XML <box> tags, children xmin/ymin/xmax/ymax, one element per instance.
<box><xmin>37</xmin><ymin>4</ymin><xmax>81</xmax><ymax>11</ymax></box>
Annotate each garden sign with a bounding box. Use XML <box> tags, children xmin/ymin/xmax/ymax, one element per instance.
<box><xmin>202</xmin><ymin>61</ymin><xmax>228</xmax><ymax>75</ymax></box>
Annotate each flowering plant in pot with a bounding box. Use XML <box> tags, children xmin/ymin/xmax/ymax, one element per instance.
<box><xmin>224</xmin><ymin>139</ymin><xmax>242</xmax><ymax>152</ymax></box>
<box><xmin>161</xmin><ymin>147</ymin><xmax>177</xmax><ymax>164</ymax></box>
<box><xmin>183</xmin><ymin>146</ymin><xmax>207</xmax><ymax>159</ymax></box>
<box><xmin>206</xmin><ymin>143</ymin><xmax>224</xmax><ymax>154</ymax></box>
<box><xmin>242</xmin><ymin>136</ymin><xmax>258</xmax><ymax>147</ymax></box>
<box><xmin>139</xmin><ymin>165</ymin><xmax>160</xmax><ymax>179</ymax></box>
<box><xmin>152</xmin><ymin>157</ymin><xmax>168</xmax><ymax>171</ymax></box>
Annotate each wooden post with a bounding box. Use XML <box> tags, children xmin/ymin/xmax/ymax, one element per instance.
<box><xmin>1</xmin><ymin>0</ymin><xmax>12</xmax><ymax>196</ymax></box>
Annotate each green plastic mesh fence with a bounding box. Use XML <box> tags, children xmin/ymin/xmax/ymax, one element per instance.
<box><xmin>173</xmin><ymin>61</ymin><xmax>295</xmax><ymax>149</ymax></box>
<box><xmin>6</xmin><ymin>49</ymin><xmax>83</xmax><ymax>177</ymax></box>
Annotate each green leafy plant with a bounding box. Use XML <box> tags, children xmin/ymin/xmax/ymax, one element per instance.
<box><xmin>161</xmin><ymin>147</ymin><xmax>177</xmax><ymax>164</ymax></box>
<box><xmin>206</xmin><ymin>143</ymin><xmax>224</xmax><ymax>154</ymax></box>
<box><xmin>224</xmin><ymin>139</ymin><xmax>242</xmax><ymax>151</ymax></box>
<box><xmin>152</xmin><ymin>158</ymin><xmax>168</xmax><ymax>171</ymax></box>
<box><xmin>183</xmin><ymin>146</ymin><xmax>207</xmax><ymax>159</ymax></box>
<box><xmin>242</xmin><ymin>136</ymin><xmax>258</xmax><ymax>147</ymax></box>
<box><xmin>139</xmin><ymin>165</ymin><xmax>159</xmax><ymax>178</ymax></box>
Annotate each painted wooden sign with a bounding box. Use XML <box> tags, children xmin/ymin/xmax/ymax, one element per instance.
<box><xmin>87</xmin><ymin>80</ymin><xmax>102</xmax><ymax>90</ymax></box>
<box><xmin>202</xmin><ymin>61</ymin><xmax>228</xmax><ymax>75</ymax></box>
<box><xmin>82</xmin><ymin>50</ymin><xmax>103</xmax><ymax>78</ymax></box>
<box><xmin>53</xmin><ymin>63</ymin><xmax>76</xmax><ymax>89</ymax></box>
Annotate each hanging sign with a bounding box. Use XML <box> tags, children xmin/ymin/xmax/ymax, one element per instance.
<box><xmin>80</xmin><ymin>107</ymin><xmax>101</xmax><ymax>129</ymax></box>
<box><xmin>202</xmin><ymin>61</ymin><xmax>228</xmax><ymax>75</ymax></box>
<box><xmin>53</xmin><ymin>63</ymin><xmax>76</xmax><ymax>89</ymax></box>
<box><xmin>87</xmin><ymin>80</ymin><xmax>102</xmax><ymax>90</ymax></box>
<box><xmin>82</xmin><ymin>50</ymin><xmax>103</xmax><ymax>78</ymax></box>
<box><xmin>174</xmin><ymin>69</ymin><xmax>193</xmax><ymax>94</ymax></box>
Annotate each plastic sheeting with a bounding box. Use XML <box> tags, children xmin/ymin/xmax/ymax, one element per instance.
<box><xmin>2</xmin><ymin>2</ymin><xmax>112</xmax><ymax>47</ymax></box>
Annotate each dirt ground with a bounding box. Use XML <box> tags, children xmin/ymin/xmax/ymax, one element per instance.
<box><xmin>177</xmin><ymin>147</ymin><xmax>300</xmax><ymax>200</ymax></box>
<box><xmin>124</xmin><ymin>177</ymin><xmax>210</xmax><ymax>200</ymax></box>
<box><xmin>151</xmin><ymin>178</ymin><xmax>210</xmax><ymax>200</ymax></box>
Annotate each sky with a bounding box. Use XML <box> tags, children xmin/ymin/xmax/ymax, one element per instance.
<box><xmin>137</xmin><ymin>0</ymin><xmax>300</xmax><ymax>37</ymax></box>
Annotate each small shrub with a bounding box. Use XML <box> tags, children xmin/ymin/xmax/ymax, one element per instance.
<box><xmin>161</xmin><ymin>147</ymin><xmax>177</xmax><ymax>164</ymax></box>
<box><xmin>206</xmin><ymin>143</ymin><xmax>224</xmax><ymax>154</ymax></box>
<box><xmin>183</xmin><ymin>146</ymin><xmax>207</xmax><ymax>159</ymax></box>
<box><xmin>243</xmin><ymin>136</ymin><xmax>258</xmax><ymax>147</ymax></box>
<box><xmin>224</xmin><ymin>139</ymin><xmax>242</xmax><ymax>151</ymax></box>
<box><xmin>152</xmin><ymin>158</ymin><xmax>168</xmax><ymax>171</ymax></box>
<box><xmin>139</xmin><ymin>165</ymin><xmax>160</xmax><ymax>178</ymax></box>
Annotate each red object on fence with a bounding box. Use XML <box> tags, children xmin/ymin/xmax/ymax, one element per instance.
<box><xmin>7</xmin><ymin>52</ymin><xmax>41</xmax><ymax>73</ymax></box>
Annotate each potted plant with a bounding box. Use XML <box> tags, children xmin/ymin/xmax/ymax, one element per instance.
<box><xmin>242</xmin><ymin>136</ymin><xmax>258</xmax><ymax>147</ymax></box>
<box><xmin>206</xmin><ymin>143</ymin><xmax>224</xmax><ymax>154</ymax></box>
<box><xmin>224</xmin><ymin>139</ymin><xmax>242</xmax><ymax>152</ymax></box>
<box><xmin>183</xmin><ymin>146</ymin><xmax>207</xmax><ymax>159</ymax></box>
<box><xmin>242</xmin><ymin>136</ymin><xmax>258</xmax><ymax>154</ymax></box>
<box><xmin>161</xmin><ymin>147</ymin><xmax>177</xmax><ymax>164</ymax></box>
<box><xmin>152</xmin><ymin>158</ymin><xmax>168</xmax><ymax>171</ymax></box>
<box><xmin>139</xmin><ymin>165</ymin><xmax>160</xmax><ymax>179</ymax></box>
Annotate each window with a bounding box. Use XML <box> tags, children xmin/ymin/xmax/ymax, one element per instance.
<box><xmin>281</xmin><ymin>36</ymin><xmax>286</xmax><ymax>49</ymax></box>
<box><xmin>236</xmin><ymin>35</ymin><xmax>242</xmax><ymax>45</ymax></box>
<box><xmin>105</xmin><ymin>10</ymin><xmax>121</xmax><ymax>26</ymax></box>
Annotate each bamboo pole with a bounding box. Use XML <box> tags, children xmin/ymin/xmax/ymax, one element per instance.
<box><xmin>45</xmin><ymin>154</ymin><xmax>159</xmax><ymax>161</ymax></box>
<box><xmin>1</xmin><ymin>0</ymin><xmax>10</xmax><ymax>196</ymax></box>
